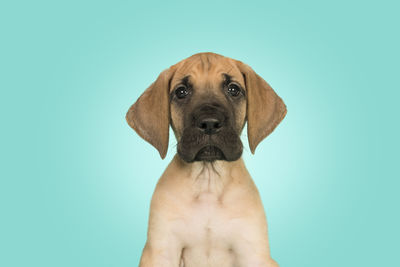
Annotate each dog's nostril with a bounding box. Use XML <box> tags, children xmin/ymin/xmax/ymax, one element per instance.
<box><xmin>198</xmin><ymin>118</ymin><xmax>222</xmax><ymax>134</ymax></box>
<box><xmin>200</xmin><ymin>122</ymin><xmax>207</xmax><ymax>130</ymax></box>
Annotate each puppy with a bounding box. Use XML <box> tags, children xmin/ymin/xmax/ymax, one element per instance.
<box><xmin>126</xmin><ymin>52</ymin><xmax>286</xmax><ymax>267</ymax></box>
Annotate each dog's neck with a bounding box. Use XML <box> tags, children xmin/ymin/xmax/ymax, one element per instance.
<box><xmin>168</xmin><ymin>155</ymin><xmax>249</xmax><ymax>199</ymax></box>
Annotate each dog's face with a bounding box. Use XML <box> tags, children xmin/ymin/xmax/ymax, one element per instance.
<box><xmin>126</xmin><ymin>53</ymin><xmax>286</xmax><ymax>162</ymax></box>
<box><xmin>170</xmin><ymin>55</ymin><xmax>246</xmax><ymax>162</ymax></box>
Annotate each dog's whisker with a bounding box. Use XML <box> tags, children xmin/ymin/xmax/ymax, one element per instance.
<box><xmin>210</xmin><ymin>162</ymin><xmax>221</xmax><ymax>177</ymax></box>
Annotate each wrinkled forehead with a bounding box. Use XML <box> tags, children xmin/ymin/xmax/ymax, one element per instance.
<box><xmin>170</xmin><ymin>54</ymin><xmax>245</xmax><ymax>91</ymax></box>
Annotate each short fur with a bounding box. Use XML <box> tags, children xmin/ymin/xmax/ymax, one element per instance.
<box><xmin>126</xmin><ymin>52</ymin><xmax>286</xmax><ymax>267</ymax></box>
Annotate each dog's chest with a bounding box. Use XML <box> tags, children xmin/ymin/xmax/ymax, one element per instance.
<box><xmin>181</xmin><ymin>193</ymin><xmax>231</xmax><ymax>241</ymax></box>
<box><xmin>174</xmin><ymin>175</ymin><xmax>239</xmax><ymax>266</ymax></box>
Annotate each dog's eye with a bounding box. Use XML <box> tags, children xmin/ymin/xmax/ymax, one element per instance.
<box><xmin>227</xmin><ymin>83</ymin><xmax>241</xmax><ymax>97</ymax></box>
<box><xmin>175</xmin><ymin>85</ymin><xmax>189</xmax><ymax>99</ymax></box>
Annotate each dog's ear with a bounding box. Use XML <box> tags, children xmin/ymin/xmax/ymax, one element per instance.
<box><xmin>236</xmin><ymin>61</ymin><xmax>287</xmax><ymax>154</ymax></box>
<box><xmin>126</xmin><ymin>68</ymin><xmax>175</xmax><ymax>159</ymax></box>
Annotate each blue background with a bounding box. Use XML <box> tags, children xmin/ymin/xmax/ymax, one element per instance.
<box><xmin>1</xmin><ymin>0</ymin><xmax>399</xmax><ymax>266</ymax></box>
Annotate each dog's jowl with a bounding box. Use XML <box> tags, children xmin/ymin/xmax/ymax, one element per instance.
<box><xmin>126</xmin><ymin>52</ymin><xmax>286</xmax><ymax>267</ymax></box>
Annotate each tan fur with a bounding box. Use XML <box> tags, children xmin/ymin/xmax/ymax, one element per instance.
<box><xmin>126</xmin><ymin>52</ymin><xmax>286</xmax><ymax>267</ymax></box>
<box><xmin>235</xmin><ymin>61</ymin><xmax>287</xmax><ymax>153</ymax></box>
<box><xmin>126</xmin><ymin>68</ymin><xmax>175</xmax><ymax>158</ymax></box>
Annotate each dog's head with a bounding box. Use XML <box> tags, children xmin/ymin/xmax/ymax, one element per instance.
<box><xmin>126</xmin><ymin>52</ymin><xmax>286</xmax><ymax>162</ymax></box>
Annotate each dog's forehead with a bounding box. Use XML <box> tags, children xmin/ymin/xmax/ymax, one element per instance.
<box><xmin>170</xmin><ymin>53</ymin><xmax>244</xmax><ymax>91</ymax></box>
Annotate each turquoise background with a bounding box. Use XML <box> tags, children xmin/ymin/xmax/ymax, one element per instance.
<box><xmin>1</xmin><ymin>0</ymin><xmax>399</xmax><ymax>266</ymax></box>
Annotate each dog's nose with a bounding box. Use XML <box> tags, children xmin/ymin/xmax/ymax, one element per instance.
<box><xmin>197</xmin><ymin>117</ymin><xmax>222</xmax><ymax>135</ymax></box>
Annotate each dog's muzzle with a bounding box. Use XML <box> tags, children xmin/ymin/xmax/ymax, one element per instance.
<box><xmin>177</xmin><ymin>104</ymin><xmax>243</xmax><ymax>163</ymax></box>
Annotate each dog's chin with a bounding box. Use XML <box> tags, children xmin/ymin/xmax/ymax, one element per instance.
<box><xmin>194</xmin><ymin>146</ymin><xmax>226</xmax><ymax>162</ymax></box>
<box><xmin>178</xmin><ymin>145</ymin><xmax>242</xmax><ymax>163</ymax></box>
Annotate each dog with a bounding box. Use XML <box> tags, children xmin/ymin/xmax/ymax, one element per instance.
<box><xmin>126</xmin><ymin>52</ymin><xmax>286</xmax><ymax>267</ymax></box>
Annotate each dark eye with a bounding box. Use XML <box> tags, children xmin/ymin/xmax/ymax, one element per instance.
<box><xmin>227</xmin><ymin>83</ymin><xmax>241</xmax><ymax>97</ymax></box>
<box><xmin>175</xmin><ymin>85</ymin><xmax>189</xmax><ymax>99</ymax></box>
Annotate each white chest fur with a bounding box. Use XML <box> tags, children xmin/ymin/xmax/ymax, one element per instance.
<box><xmin>176</xmin><ymin>165</ymin><xmax>238</xmax><ymax>266</ymax></box>
<box><xmin>144</xmin><ymin>157</ymin><xmax>276</xmax><ymax>267</ymax></box>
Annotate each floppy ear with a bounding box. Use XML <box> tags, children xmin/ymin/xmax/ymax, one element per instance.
<box><xmin>126</xmin><ymin>68</ymin><xmax>174</xmax><ymax>159</ymax></box>
<box><xmin>236</xmin><ymin>61</ymin><xmax>287</xmax><ymax>154</ymax></box>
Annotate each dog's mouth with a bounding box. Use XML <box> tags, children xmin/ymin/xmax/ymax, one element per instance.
<box><xmin>194</xmin><ymin>146</ymin><xmax>226</xmax><ymax>162</ymax></box>
<box><xmin>177</xmin><ymin>125</ymin><xmax>243</xmax><ymax>163</ymax></box>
